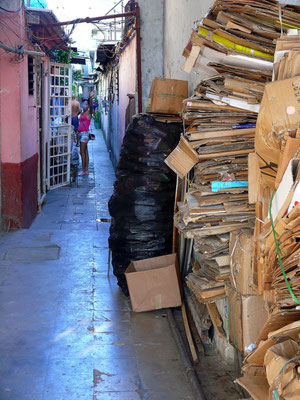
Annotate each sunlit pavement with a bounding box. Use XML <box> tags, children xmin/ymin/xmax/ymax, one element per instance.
<box><xmin>0</xmin><ymin>124</ymin><xmax>194</xmax><ymax>400</ymax></box>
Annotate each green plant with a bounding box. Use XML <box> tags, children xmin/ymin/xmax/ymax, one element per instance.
<box><xmin>72</xmin><ymin>83</ymin><xmax>77</xmax><ymax>95</ymax></box>
<box><xmin>73</xmin><ymin>70</ymin><xmax>82</xmax><ymax>81</ymax></box>
<box><xmin>93</xmin><ymin>111</ymin><xmax>101</xmax><ymax>123</ymax></box>
<box><xmin>54</xmin><ymin>49</ymin><xmax>78</xmax><ymax>64</ymax></box>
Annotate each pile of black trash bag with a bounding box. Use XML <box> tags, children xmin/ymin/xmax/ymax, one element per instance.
<box><xmin>108</xmin><ymin>114</ymin><xmax>181</xmax><ymax>295</ymax></box>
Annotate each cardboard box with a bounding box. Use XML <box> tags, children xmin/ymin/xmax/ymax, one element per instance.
<box><xmin>125</xmin><ymin>254</ymin><xmax>182</xmax><ymax>312</ymax></box>
<box><xmin>226</xmin><ymin>286</ymin><xmax>268</xmax><ymax>354</ymax></box>
<box><xmin>255</xmin><ymin>76</ymin><xmax>300</xmax><ymax>189</ymax></box>
<box><xmin>265</xmin><ymin>339</ymin><xmax>300</xmax><ymax>400</ymax></box>
<box><xmin>275</xmin><ymin>135</ymin><xmax>300</xmax><ymax>188</ymax></box>
<box><xmin>146</xmin><ymin>78</ymin><xmax>188</xmax><ymax>114</ymax></box>
<box><xmin>229</xmin><ymin>229</ymin><xmax>257</xmax><ymax>296</ymax></box>
<box><xmin>271</xmin><ymin>158</ymin><xmax>300</xmax><ymax>222</ymax></box>
<box><xmin>237</xmin><ymin>376</ymin><xmax>269</xmax><ymax>400</ymax></box>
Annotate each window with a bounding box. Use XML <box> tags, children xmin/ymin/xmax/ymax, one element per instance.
<box><xmin>28</xmin><ymin>56</ymin><xmax>34</xmax><ymax>96</ymax></box>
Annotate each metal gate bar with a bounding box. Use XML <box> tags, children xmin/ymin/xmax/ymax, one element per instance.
<box><xmin>48</xmin><ymin>63</ymin><xmax>72</xmax><ymax>190</ymax></box>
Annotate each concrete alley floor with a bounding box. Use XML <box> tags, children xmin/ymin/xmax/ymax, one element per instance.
<box><xmin>0</xmin><ymin>127</ymin><xmax>195</xmax><ymax>400</ymax></box>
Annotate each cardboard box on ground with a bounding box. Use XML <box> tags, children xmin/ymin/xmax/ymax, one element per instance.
<box><xmin>125</xmin><ymin>254</ymin><xmax>182</xmax><ymax>312</ymax></box>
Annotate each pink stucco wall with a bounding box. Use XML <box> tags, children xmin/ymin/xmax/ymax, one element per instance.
<box><xmin>118</xmin><ymin>35</ymin><xmax>137</xmax><ymax>148</ymax></box>
<box><xmin>0</xmin><ymin>8</ymin><xmax>39</xmax><ymax>164</ymax></box>
<box><xmin>0</xmin><ymin>50</ymin><xmax>22</xmax><ymax>164</ymax></box>
<box><xmin>0</xmin><ymin>9</ymin><xmax>50</xmax><ymax>228</ymax></box>
<box><xmin>99</xmin><ymin>36</ymin><xmax>137</xmax><ymax>166</ymax></box>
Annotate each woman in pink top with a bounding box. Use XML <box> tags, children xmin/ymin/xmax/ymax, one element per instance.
<box><xmin>77</xmin><ymin>92</ymin><xmax>94</xmax><ymax>175</ymax></box>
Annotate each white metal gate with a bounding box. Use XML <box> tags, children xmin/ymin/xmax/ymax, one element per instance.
<box><xmin>48</xmin><ymin>63</ymin><xmax>72</xmax><ymax>190</ymax></box>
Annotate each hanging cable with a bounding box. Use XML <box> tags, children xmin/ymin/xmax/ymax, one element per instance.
<box><xmin>0</xmin><ymin>1</ymin><xmax>24</xmax><ymax>13</ymax></box>
<box><xmin>36</xmin><ymin>0</ymin><xmax>46</xmax><ymax>9</ymax></box>
<box><xmin>45</xmin><ymin>18</ymin><xmax>78</xmax><ymax>55</ymax></box>
<box><xmin>269</xmin><ymin>190</ymin><xmax>300</xmax><ymax>306</ymax></box>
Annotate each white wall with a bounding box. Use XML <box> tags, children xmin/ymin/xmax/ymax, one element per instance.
<box><xmin>164</xmin><ymin>0</ymin><xmax>215</xmax><ymax>94</ymax></box>
<box><xmin>139</xmin><ymin>0</ymin><xmax>164</xmax><ymax>111</ymax></box>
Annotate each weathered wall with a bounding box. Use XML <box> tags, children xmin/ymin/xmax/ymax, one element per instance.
<box><xmin>117</xmin><ymin>35</ymin><xmax>137</xmax><ymax>162</ymax></box>
<box><xmin>138</xmin><ymin>0</ymin><xmax>164</xmax><ymax>111</ymax></box>
<box><xmin>100</xmin><ymin>0</ymin><xmax>215</xmax><ymax>165</ymax></box>
<box><xmin>164</xmin><ymin>0</ymin><xmax>215</xmax><ymax>94</ymax></box>
<box><xmin>0</xmin><ymin>5</ymin><xmax>39</xmax><ymax>228</ymax></box>
<box><xmin>100</xmin><ymin>35</ymin><xmax>137</xmax><ymax>168</ymax></box>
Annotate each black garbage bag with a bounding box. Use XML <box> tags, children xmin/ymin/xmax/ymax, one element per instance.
<box><xmin>108</xmin><ymin>114</ymin><xmax>181</xmax><ymax>295</ymax></box>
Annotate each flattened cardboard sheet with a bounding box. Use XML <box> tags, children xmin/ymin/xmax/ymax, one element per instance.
<box><xmin>164</xmin><ymin>136</ymin><xmax>199</xmax><ymax>179</ymax></box>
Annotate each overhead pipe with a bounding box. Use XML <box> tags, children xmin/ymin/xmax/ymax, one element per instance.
<box><xmin>0</xmin><ymin>41</ymin><xmax>45</xmax><ymax>56</ymax></box>
<box><xmin>33</xmin><ymin>11</ymin><xmax>137</xmax><ymax>29</ymax></box>
<box><xmin>135</xmin><ymin>3</ymin><xmax>142</xmax><ymax>113</ymax></box>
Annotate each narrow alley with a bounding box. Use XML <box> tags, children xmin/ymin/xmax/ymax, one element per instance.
<box><xmin>0</xmin><ymin>126</ymin><xmax>194</xmax><ymax>400</ymax></box>
<box><xmin>2</xmin><ymin>1</ymin><xmax>300</xmax><ymax>400</ymax></box>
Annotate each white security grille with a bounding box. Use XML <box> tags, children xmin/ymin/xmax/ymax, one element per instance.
<box><xmin>48</xmin><ymin>63</ymin><xmax>72</xmax><ymax>190</ymax></box>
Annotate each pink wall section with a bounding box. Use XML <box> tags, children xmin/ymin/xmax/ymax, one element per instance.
<box><xmin>118</xmin><ymin>36</ymin><xmax>137</xmax><ymax>147</ymax></box>
<box><xmin>0</xmin><ymin>51</ymin><xmax>22</xmax><ymax>163</ymax></box>
<box><xmin>100</xmin><ymin>36</ymin><xmax>137</xmax><ymax>166</ymax></box>
<box><xmin>0</xmin><ymin>8</ymin><xmax>39</xmax><ymax>164</ymax></box>
<box><xmin>0</xmin><ymin>9</ymin><xmax>51</xmax><ymax>228</ymax></box>
<box><xmin>0</xmin><ymin>6</ymin><xmax>24</xmax><ymax>165</ymax></box>
<box><xmin>20</xmin><ymin>58</ymin><xmax>38</xmax><ymax>163</ymax></box>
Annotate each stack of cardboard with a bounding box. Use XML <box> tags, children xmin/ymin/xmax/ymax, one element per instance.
<box><xmin>238</xmin><ymin>320</ymin><xmax>300</xmax><ymax>399</ymax></box>
<box><xmin>166</xmin><ymin>11</ymin><xmax>274</xmax><ymax>302</ymax></box>
<box><xmin>252</xmin><ymin>33</ymin><xmax>300</xmax><ymax>296</ymax></box>
<box><xmin>164</xmin><ymin>1</ymin><xmax>300</xmax><ymax>396</ymax></box>
<box><xmin>182</xmin><ymin>0</ymin><xmax>300</xmax><ymax>78</ymax></box>
<box><xmin>236</xmin><ymin>26</ymin><xmax>300</xmax><ymax>400</ymax></box>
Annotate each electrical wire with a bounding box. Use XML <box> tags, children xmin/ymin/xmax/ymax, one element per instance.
<box><xmin>0</xmin><ymin>19</ymin><xmax>32</xmax><ymax>45</ymax></box>
<box><xmin>45</xmin><ymin>19</ymin><xmax>78</xmax><ymax>55</ymax></box>
<box><xmin>0</xmin><ymin>0</ymin><xmax>24</xmax><ymax>14</ymax></box>
<box><xmin>269</xmin><ymin>190</ymin><xmax>300</xmax><ymax>306</ymax></box>
<box><xmin>0</xmin><ymin>1</ymin><xmax>24</xmax><ymax>13</ymax></box>
<box><xmin>4</xmin><ymin>10</ymin><xmax>31</xmax><ymax>32</ymax></box>
<box><xmin>105</xmin><ymin>0</ymin><xmax>123</xmax><ymax>16</ymax></box>
<box><xmin>0</xmin><ymin>1</ymin><xmax>69</xmax><ymax>58</ymax></box>
<box><xmin>92</xmin><ymin>23</ymin><xmax>117</xmax><ymax>59</ymax></box>
<box><xmin>0</xmin><ymin>21</ymin><xmax>14</xmax><ymax>46</ymax></box>
<box><xmin>36</xmin><ymin>0</ymin><xmax>45</xmax><ymax>9</ymax></box>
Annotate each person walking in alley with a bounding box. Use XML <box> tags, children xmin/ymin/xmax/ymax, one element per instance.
<box><xmin>71</xmin><ymin>95</ymin><xmax>81</xmax><ymax>145</ymax></box>
<box><xmin>78</xmin><ymin>91</ymin><xmax>95</xmax><ymax>175</ymax></box>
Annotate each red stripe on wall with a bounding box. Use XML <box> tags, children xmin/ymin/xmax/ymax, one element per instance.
<box><xmin>1</xmin><ymin>153</ymin><xmax>38</xmax><ymax>229</ymax></box>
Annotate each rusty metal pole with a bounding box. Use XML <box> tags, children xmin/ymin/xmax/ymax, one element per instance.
<box><xmin>135</xmin><ymin>3</ymin><xmax>142</xmax><ymax>113</ymax></box>
<box><xmin>34</xmin><ymin>11</ymin><xmax>137</xmax><ymax>28</ymax></box>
